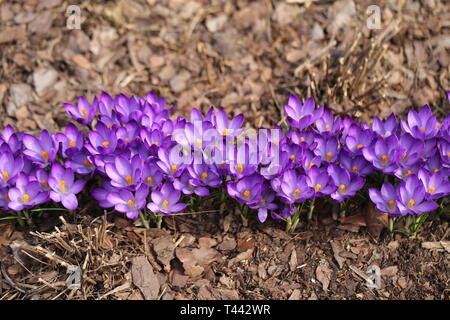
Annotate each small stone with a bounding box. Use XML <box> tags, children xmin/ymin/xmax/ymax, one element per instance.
<box><xmin>15</xmin><ymin>106</ymin><xmax>30</xmax><ymax>120</ymax></box>
<box><xmin>206</xmin><ymin>14</ymin><xmax>228</xmax><ymax>33</ymax></box>
<box><xmin>33</xmin><ymin>67</ymin><xmax>58</xmax><ymax>96</ymax></box>
<box><xmin>8</xmin><ymin>83</ymin><xmax>33</xmax><ymax>116</ymax></box>
<box><xmin>169</xmin><ymin>71</ymin><xmax>190</xmax><ymax>93</ymax></box>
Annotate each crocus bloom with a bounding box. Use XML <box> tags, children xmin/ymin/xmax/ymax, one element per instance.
<box><xmin>142</xmin><ymin>160</ymin><xmax>163</xmax><ymax>188</ymax></box>
<box><xmin>105</xmin><ymin>155</ymin><xmax>143</xmax><ymax>190</ymax></box>
<box><xmin>362</xmin><ymin>135</ymin><xmax>401</xmax><ymax>173</ymax></box>
<box><xmin>173</xmin><ymin>170</ymin><xmax>209</xmax><ymax>196</ymax></box>
<box><xmin>212</xmin><ymin>109</ymin><xmax>244</xmax><ymax>137</ymax></box>
<box><xmin>339</xmin><ymin>152</ymin><xmax>373</xmax><ymax>177</ymax></box>
<box><xmin>247</xmin><ymin>186</ymin><xmax>278</xmax><ymax>223</ymax></box>
<box><xmin>437</xmin><ymin>139</ymin><xmax>450</xmax><ymax>165</ymax></box>
<box><xmin>227</xmin><ymin>173</ymin><xmax>264</xmax><ymax>204</ymax></box>
<box><xmin>22</xmin><ymin>130</ymin><xmax>57</xmax><ymax>167</ymax></box>
<box><xmin>85</xmin><ymin>122</ymin><xmax>118</xmax><ymax>155</ymax></box>
<box><xmin>64</xmin><ymin>96</ymin><xmax>98</xmax><ymax>125</ymax></box>
<box><xmin>306</xmin><ymin>166</ymin><xmax>337</xmax><ymax>197</ymax></box>
<box><xmin>314</xmin><ymin>136</ymin><xmax>339</xmax><ymax>163</ymax></box>
<box><xmin>315</xmin><ymin>108</ymin><xmax>341</xmax><ymax>135</ymax></box>
<box><xmin>55</xmin><ymin>123</ymin><xmax>84</xmax><ymax>157</ymax></box>
<box><xmin>116</xmin><ymin>121</ymin><xmax>141</xmax><ymax>147</ymax></box>
<box><xmin>34</xmin><ymin>169</ymin><xmax>50</xmax><ymax>191</ymax></box>
<box><xmin>157</xmin><ymin>147</ymin><xmax>191</xmax><ymax>179</ymax></box>
<box><xmin>91</xmin><ymin>181</ymin><xmax>118</xmax><ymax>208</ymax></box>
<box><xmin>423</xmin><ymin>152</ymin><xmax>449</xmax><ymax>176</ymax></box>
<box><xmin>396</xmin><ymin>175</ymin><xmax>438</xmax><ymax>215</ymax></box>
<box><xmin>173</xmin><ymin>120</ymin><xmax>217</xmax><ymax>151</ymax></box>
<box><xmin>147</xmin><ymin>182</ymin><xmax>186</xmax><ymax>215</ymax></box>
<box><xmin>227</xmin><ymin>142</ymin><xmax>259</xmax><ymax>178</ymax></box>
<box><xmin>64</xmin><ymin>150</ymin><xmax>96</xmax><ymax>175</ymax></box>
<box><xmin>302</xmin><ymin>150</ymin><xmax>322</xmax><ymax>172</ymax></box>
<box><xmin>327</xmin><ymin>165</ymin><xmax>365</xmax><ymax>202</ymax></box>
<box><xmin>278</xmin><ymin>170</ymin><xmax>314</xmax><ymax>204</ymax></box>
<box><xmin>107</xmin><ymin>184</ymin><xmax>149</xmax><ymax>219</ymax></box>
<box><xmin>397</xmin><ymin>133</ymin><xmax>424</xmax><ymax>168</ymax></box>
<box><xmin>417</xmin><ymin>169</ymin><xmax>450</xmax><ymax>200</ymax></box>
<box><xmin>0</xmin><ymin>152</ymin><xmax>24</xmax><ymax>187</ymax></box>
<box><xmin>372</xmin><ymin>113</ymin><xmax>398</xmax><ymax>138</ymax></box>
<box><xmin>8</xmin><ymin>174</ymin><xmax>49</xmax><ymax>211</ymax></box>
<box><xmin>368</xmin><ymin>182</ymin><xmax>400</xmax><ymax>216</ymax></box>
<box><xmin>284</xmin><ymin>96</ymin><xmax>324</xmax><ymax>130</ymax></box>
<box><xmin>48</xmin><ymin>163</ymin><xmax>86</xmax><ymax>210</ymax></box>
<box><xmin>188</xmin><ymin>163</ymin><xmax>221</xmax><ymax>188</ymax></box>
<box><xmin>400</xmin><ymin>105</ymin><xmax>440</xmax><ymax>140</ymax></box>
<box><xmin>0</xmin><ymin>188</ymin><xmax>9</xmax><ymax>210</ymax></box>
<box><xmin>345</xmin><ymin>125</ymin><xmax>374</xmax><ymax>155</ymax></box>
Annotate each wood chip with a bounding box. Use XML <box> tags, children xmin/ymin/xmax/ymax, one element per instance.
<box><xmin>131</xmin><ymin>256</ymin><xmax>160</xmax><ymax>300</ymax></box>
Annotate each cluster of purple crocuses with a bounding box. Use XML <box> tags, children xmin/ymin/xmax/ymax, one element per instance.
<box><xmin>0</xmin><ymin>91</ymin><xmax>448</xmax><ymax>228</ymax></box>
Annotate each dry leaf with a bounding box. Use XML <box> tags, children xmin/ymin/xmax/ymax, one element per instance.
<box><xmin>131</xmin><ymin>256</ymin><xmax>160</xmax><ymax>300</ymax></box>
<box><xmin>316</xmin><ymin>263</ymin><xmax>332</xmax><ymax>292</ymax></box>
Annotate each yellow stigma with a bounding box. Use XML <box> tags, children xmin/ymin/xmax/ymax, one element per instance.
<box><xmin>222</xmin><ymin>128</ymin><xmax>228</xmax><ymax>136</ymax></box>
<box><xmin>293</xmin><ymin>189</ymin><xmax>301</xmax><ymax>198</ymax></box>
<box><xmin>356</xmin><ymin>144</ymin><xmax>363</xmax><ymax>149</ymax></box>
<box><xmin>127</xmin><ymin>199</ymin><xmax>135</xmax><ymax>207</ymax></box>
<box><xmin>125</xmin><ymin>175</ymin><xmax>132</xmax><ymax>185</ymax></box>
<box><xmin>102</xmin><ymin>141</ymin><xmax>109</xmax><ymax>147</ymax></box>
<box><xmin>408</xmin><ymin>199</ymin><xmax>415</xmax><ymax>208</ymax></box>
<box><xmin>220</xmin><ymin>163</ymin><xmax>226</xmax><ymax>169</ymax></box>
<box><xmin>80</xmin><ymin>108</ymin><xmax>88</xmax><ymax>120</ymax></box>
<box><xmin>42</xmin><ymin>151</ymin><xmax>49</xmax><ymax>160</ymax></box>
<box><xmin>420</xmin><ymin>127</ymin><xmax>425</xmax><ymax>131</ymax></box>
<box><xmin>162</xmin><ymin>200</ymin><xmax>169</xmax><ymax>208</ymax></box>
<box><xmin>300</xmin><ymin>137</ymin><xmax>305</xmax><ymax>142</ymax></box>
<box><xmin>23</xmin><ymin>194</ymin><xmax>29</xmax><ymax>203</ymax></box>
<box><xmin>201</xmin><ymin>172</ymin><xmax>208</xmax><ymax>181</ymax></box>
<box><xmin>147</xmin><ymin>177</ymin><xmax>153</xmax><ymax>184</ymax></box>
<box><xmin>69</xmin><ymin>140</ymin><xmax>76</xmax><ymax>147</ymax></box>
<box><xmin>351</xmin><ymin>166</ymin><xmax>358</xmax><ymax>172</ymax></box>
<box><xmin>428</xmin><ymin>186</ymin><xmax>435</xmax><ymax>193</ymax></box>
<box><xmin>196</xmin><ymin>138</ymin><xmax>202</xmax><ymax>148</ymax></box>
<box><xmin>299</xmin><ymin>115</ymin><xmax>304</xmax><ymax>119</ymax></box>
<box><xmin>107</xmin><ymin>124</ymin><xmax>113</xmax><ymax>128</ymax></box>
<box><xmin>84</xmin><ymin>160</ymin><xmax>94</xmax><ymax>167</ymax></box>
<box><xmin>381</xmin><ymin>154</ymin><xmax>388</xmax><ymax>164</ymax></box>
<box><xmin>154</xmin><ymin>141</ymin><xmax>159</xmax><ymax>146</ymax></box>
<box><xmin>290</xmin><ymin>155</ymin><xmax>295</xmax><ymax>161</ymax></box>
<box><xmin>380</xmin><ymin>134</ymin><xmax>385</xmax><ymax>138</ymax></box>
<box><xmin>41</xmin><ymin>179</ymin><xmax>48</xmax><ymax>187</ymax></box>
<box><xmin>325</xmin><ymin>124</ymin><xmax>331</xmax><ymax>132</ymax></box>
<box><xmin>309</xmin><ymin>162</ymin><xmax>315</xmax><ymax>168</ymax></box>
<box><xmin>171</xmin><ymin>165</ymin><xmax>177</xmax><ymax>174</ymax></box>
<box><xmin>243</xmin><ymin>190</ymin><xmax>251</xmax><ymax>199</ymax></box>
<box><xmin>125</xmin><ymin>138</ymin><xmax>130</xmax><ymax>142</ymax></box>
<box><xmin>273</xmin><ymin>138</ymin><xmax>279</xmax><ymax>144</ymax></box>
<box><xmin>2</xmin><ymin>171</ymin><xmax>9</xmax><ymax>182</ymax></box>
<box><xmin>339</xmin><ymin>184</ymin><xmax>346</xmax><ymax>192</ymax></box>
<box><xmin>314</xmin><ymin>184</ymin><xmax>321</xmax><ymax>192</ymax></box>
<box><xmin>326</xmin><ymin>152</ymin><xmax>332</xmax><ymax>161</ymax></box>
<box><xmin>434</xmin><ymin>168</ymin><xmax>439</xmax><ymax>173</ymax></box>
<box><xmin>405</xmin><ymin>170</ymin><xmax>412</xmax><ymax>176</ymax></box>
<box><xmin>388</xmin><ymin>200</ymin><xmax>395</xmax><ymax>210</ymax></box>
<box><xmin>237</xmin><ymin>164</ymin><xmax>244</xmax><ymax>174</ymax></box>
<box><xmin>60</xmin><ymin>180</ymin><xmax>65</xmax><ymax>192</ymax></box>
<box><xmin>5</xmin><ymin>194</ymin><xmax>10</xmax><ymax>201</ymax></box>
<box><xmin>260</xmin><ymin>199</ymin><xmax>266</xmax><ymax>206</ymax></box>
<box><xmin>436</xmin><ymin>124</ymin><xmax>440</xmax><ymax>129</ymax></box>
<box><xmin>401</xmin><ymin>153</ymin><xmax>407</xmax><ymax>161</ymax></box>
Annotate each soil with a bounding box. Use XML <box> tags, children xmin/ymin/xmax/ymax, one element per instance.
<box><xmin>0</xmin><ymin>0</ymin><xmax>449</xmax><ymax>300</ymax></box>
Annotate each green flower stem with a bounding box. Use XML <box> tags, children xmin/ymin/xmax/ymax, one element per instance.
<box><xmin>307</xmin><ymin>199</ymin><xmax>315</xmax><ymax>221</ymax></box>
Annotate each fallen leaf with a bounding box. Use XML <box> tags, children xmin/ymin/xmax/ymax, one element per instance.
<box><xmin>0</xmin><ymin>224</ymin><xmax>14</xmax><ymax>247</ymax></box>
<box><xmin>175</xmin><ymin>247</ymin><xmax>219</xmax><ymax>277</ymax></box>
<box><xmin>381</xmin><ymin>266</ymin><xmax>398</xmax><ymax>277</ymax></box>
<box><xmin>330</xmin><ymin>241</ymin><xmax>346</xmax><ymax>269</ymax></box>
<box><xmin>131</xmin><ymin>256</ymin><xmax>160</xmax><ymax>300</ymax></box>
<box><xmin>289</xmin><ymin>248</ymin><xmax>298</xmax><ymax>272</ymax></box>
<box><xmin>288</xmin><ymin>289</ymin><xmax>301</xmax><ymax>300</ymax></box>
<box><xmin>365</xmin><ymin>203</ymin><xmax>388</xmax><ymax>238</ymax></box>
<box><xmin>151</xmin><ymin>236</ymin><xmax>175</xmax><ymax>271</ymax></box>
<box><xmin>316</xmin><ymin>263</ymin><xmax>332</xmax><ymax>292</ymax></box>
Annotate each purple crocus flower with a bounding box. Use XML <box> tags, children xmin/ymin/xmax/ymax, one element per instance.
<box><xmin>0</xmin><ymin>152</ymin><xmax>24</xmax><ymax>187</ymax></box>
<box><xmin>55</xmin><ymin>123</ymin><xmax>84</xmax><ymax>157</ymax></box>
<box><xmin>437</xmin><ymin>139</ymin><xmax>450</xmax><ymax>165</ymax></box>
<box><xmin>417</xmin><ymin>169</ymin><xmax>450</xmax><ymax>200</ymax></box>
<box><xmin>228</xmin><ymin>142</ymin><xmax>259</xmax><ymax>178</ymax></box>
<box><xmin>314</xmin><ymin>136</ymin><xmax>339</xmax><ymax>163</ymax></box>
<box><xmin>368</xmin><ymin>182</ymin><xmax>400</xmax><ymax>216</ymax></box>
<box><xmin>107</xmin><ymin>184</ymin><xmax>149</xmax><ymax>219</ymax></box>
<box><xmin>147</xmin><ymin>182</ymin><xmax>186</xmax><ymax>215</ymax></box>
<box><xmin>85</xmin><ymin>122</ymin><xmax>118</xmax><ymax>155</ymax></box>
<box><xmin>173</xmin><ymin>170</ymin><xmax>209</xmax><ymax>196</ymax></box>
<box><xmin>33</xmin><ymin>169</ymin><xmax>51</xmax><ymax>191</ymax></box>
<box><xmin>7</xmin><ymin>173</ymin><xmax>49</xmax><ymax>211</ymax></box>
<box><xmin>188</xmin><ymin>163</ymin><xmax>222</xmax><ymax>188</ymax></box>
<box><xmin>157</xmin><ymin>147</ymin><xmax>191</xmax><ymax>179</ymax></box>
<box><xmin>327</xmin><ymin>165</ymin><xmax>365</xmax><ymax>202</ymax></box>
<box><xmin>362</xmin><ymin>135</ymin><xmax>401</xmax><ymax>173</ymax></box>
<box><xmin>302</xmin><ymin>150</ymin><xmax>322</xmax><ymax>172</ymax></box>
<box><xmin>212</xmin><ymin>109</ymin><xmax>244</xmax><ymax>137</ymax></box>
<box><xmin>345</xmin><ymin>124</ymin><xmax>374</xmax><ymax>155</ymax></box>
<box><xmin>116</xmin><ymin>121</ymin><xmax>141</xmax><ymax>147</ymax></box>
<box><xmin>372</xmin><ymin>113</ymin><xmax>398</xmax><ymax>138</ymax></box>
<box><xmin>396</xmin><ymin>175</ymin><xmax>438</xmax><ymax>215</ymax></box>
<box><xmin>48</xmin><ymin>163</ymin><xmax>86</xmax><ymax>210</ymax></box>
<box><xmin>306</xmin><ymin>166</ymin><xmax>337</xmax><ymax>197</ymax></box>
<box><xmin>22</xmin><ymin>130</ymin><xmax>57</xmax><ymax>167</ymax></box>
<box><xmin>0</xmin><ymin>187</ymin><xmax>9</xmax><ymax>210</ymax></box>
<box><xmin>227</xmin><ymin>173</ymin><xmax>264</xmax><ymax>204</ymax></box>
<box><xmin>397</xmin><ymin>133</ymin><xmax>424</xmax><ymax>168</ymax></box>
<box><xmin>64</xmin><ymin>150</ymin><xmax>96</xmax><ymax>175</ymax></box>
<box><xmin>64</xmin><ymin>96</ymin><xmax>98</xmax><ymax>125</ymax></box>
<box><xmin>247</xmin><ymin>185</ymin><xmax>278</xmax><ymax>223</ymax></box>
<box><xmin>315</xmin><ymin>108</ymin><xmax>341</xmax><ymax>135</ymax></box>
<box><xmin>277</xmin><ymin>170</ymin><xmax>314</xmax><ymax>204</ymax></box>
<box><xmin>142</xmin><ymin>160</ymin><xmax>163</xmax><ymax>188</ymax></box>
<box><xmin>173</xmin><ymin>120</ymin><xmax>217</xmax><ymax>151</ymax></box>
<box><xmin>394</xmin><ymin>164</ymin><xmax>420</xmax><ymax>180</ymax></box>
<box><xmin>423</xmin><ymin>152</ymin><xmax>449</xmax><ymax>176</ymax></box>
<box><xmin>339</xmin><ymin>152</ymin><xmax>373</xmax><ymax>176</ymax></box>
<box><xmin>91</xmin><ymin>180</ymin><xmax>118</xmax><ymax>208</ymax></box>
<box><xmin>105</xmin><ymin>155</ymin><xmax>143</xmax><ymax>190</ymax></box>
<box><xmin>284</xmin><ymin>96</ymin><xmax>324</xmax><ymax>130</ymax></box>
<box><xmin>287</xmin><ymin>130</ymin><xmax>317</xmax><ymax>147</ymax></box>
<box><xmin>400</xmin><ymin>105</ymin><xmax>440</xmax><ymax>140</ymax></box>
